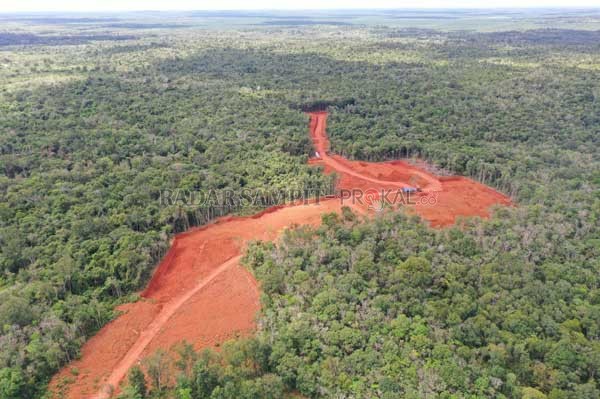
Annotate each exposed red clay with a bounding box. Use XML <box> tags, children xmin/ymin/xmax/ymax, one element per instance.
<box><xmin>308</xmin><ymin>111</ymin><xmax>511</xmax><ymax>227</ymax></box>
<box><xmin>50</xmin><ymin>111</ymin><xmax>511</xmax><ymax>399</ymax></box>
<box><xmin>49</xmin><ymin>200</ymin><xmax>352</xmax><ymax>399</ymax></box>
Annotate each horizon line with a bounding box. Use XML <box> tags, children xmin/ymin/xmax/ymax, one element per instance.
<box><xmin>2</xmin><ymin>6</ymin><xmax>600</xmax><ymax>14</ymax></box>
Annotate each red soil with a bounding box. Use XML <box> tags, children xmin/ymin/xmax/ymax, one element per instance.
<box><xmin>308</xmin><ymin>111</ymin><xmax>511</xmax><ymax>226</ymax></box>
<box><xmin>50</xmin><ymin>111</ymin><xmax>511</xmax><ymax>399</ymax></box>
<box><xmin>49</xmin><ymin>200</ymin><xmax>351</xmax><ymax>399</ymax></box>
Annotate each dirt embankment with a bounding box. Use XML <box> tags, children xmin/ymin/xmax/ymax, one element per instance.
<box><xmin>50</xmin><ymin>112</ymin><xmax>511</xmax><ymax>399</ymax></box>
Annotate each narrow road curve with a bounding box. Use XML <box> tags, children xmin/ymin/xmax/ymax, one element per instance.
<box><xmin>309</xmin><ymin>112</ymin><xmax>442</xmax><ymax>192</ymax></box>
<box><xmin>92</xmin><ymin>255</ymin><xmax>242</xmax><ymax>399</ymax></box>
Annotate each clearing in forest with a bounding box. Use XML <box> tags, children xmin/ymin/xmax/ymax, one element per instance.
<box><xmin>50</xmin><ymin>112</ymin><xmax>511</xmax><ymax>399</ymax></box>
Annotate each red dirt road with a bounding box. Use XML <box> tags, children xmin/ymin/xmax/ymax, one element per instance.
<box><xmin>308</xmin><ymin>111</ymin><xmax>511</xmax><ymax>226</ymax></box>
<box><xmin>49</xmin><ymin>200</ymin><xmax>350</xmax><ymax>399</ymax></box>
<box><xmin>50</xmin><ymin>112</ymin><xmax>511</xmax><ymax>398</ymax></box>
<box><xmin>90</xmin><ymin>255</ymin><xmax>242</xmax><ymax>399</ymax></box>
<box><xmin>309</xmin><ymin>111</ymin><xmax>442</xmax><ymax>192</ymax></box>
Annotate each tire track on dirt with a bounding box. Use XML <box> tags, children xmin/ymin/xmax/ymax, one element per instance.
<box><xmin>309</xmin><ymin>111</ymin><xmax>443</xmax><ymax>192</ymax></box>
<box><xmin>92</xmin><ymin>255</ymin><xmax>242</xmax><ymax>399</ymax></box>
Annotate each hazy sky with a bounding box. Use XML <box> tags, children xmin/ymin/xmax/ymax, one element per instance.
<box><xmin>1</xmin><ymin>0</ymin><xmax>599</xmax><ymax>12</ymax></box>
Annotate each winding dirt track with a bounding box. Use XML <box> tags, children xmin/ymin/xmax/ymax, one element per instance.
<box><xmin>50</xmin><ymin>112</ymin><xmax>511</xmax><ymax>398</ymax></box>
<box><xmin>309</xmin><ymin>111</ymin><xmax>443</xmax><ymax>192</ymax></box>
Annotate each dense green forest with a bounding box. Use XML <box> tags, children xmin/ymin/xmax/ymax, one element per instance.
<box><xmin>1</xmin><ymin>10</ymin><xmax>600</xmax><ymax>399</ymax></box>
